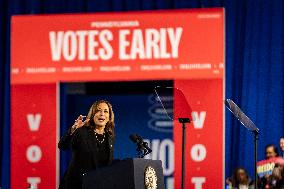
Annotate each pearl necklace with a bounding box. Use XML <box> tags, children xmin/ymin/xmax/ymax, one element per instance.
<box><xmin>94</xmin><ymin>131</ymin><xmax>105</xmax><ymax>144</ymax></box>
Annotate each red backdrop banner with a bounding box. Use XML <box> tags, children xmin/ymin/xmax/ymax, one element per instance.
<box><xmin>11</xmin><ymin>8</ymin><xmax>224</xmax><ymax>189</ymax></box>
<box><xmin>11</xmin><ymin>8</ymin><xmax>224</xmax><ymax>84</ymax></box>
<box><xmin>174</xmin><ymin>79</ymin><xmax>224</xmax><ymax>188</ymax></box>
<box><xmin>11</xmin><ymin>84</ymin><xmax>58</xmax><ymax>189</ymax></box>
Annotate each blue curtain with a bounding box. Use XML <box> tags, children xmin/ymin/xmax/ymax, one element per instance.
<box><xmin>225</xmin><ymin>0</ymin><xmax>284</xmax><ymax>181</ymax></box>
<box><xmin>1</xmin><ymin>0</ymin><xmax>284</xmax><ymax>188</ymax></box>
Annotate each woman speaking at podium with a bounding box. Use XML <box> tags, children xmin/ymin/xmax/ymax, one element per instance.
<box><xmin>58</xmin><ymin>100</ymin><xmax>115</xmax><ymax>189</ymax></box>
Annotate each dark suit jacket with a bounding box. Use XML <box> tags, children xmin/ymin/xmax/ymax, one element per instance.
<box><xmin>58</xmin><ymin>126</ymin><xmax>114</xmax><ymax>189</ymax></box>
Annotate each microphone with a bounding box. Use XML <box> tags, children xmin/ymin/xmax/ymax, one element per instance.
<box><xmin>136</xmin><ymin>134</ymin><xmax>152</xmax><ymax>153</ymax></box>
<box><xmin>129</xmin><ymin>134</ymin><xmax>152</xmax><ymax>155</ymax></box>
<box><xmin>129</xmin><ymin>134</ymin><xmax>139</xmax><ymax>143</ymax></box>
<box><xmin>129</xmin><ymin>134</ymin><xmax>145</xmax><ymax>150</ymax></box>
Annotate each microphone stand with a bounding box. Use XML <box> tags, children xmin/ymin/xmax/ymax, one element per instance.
<box><xmin>136</xmin><ymin>142</ymin><xmax>151</xmax><ymax>158</ymax></box>
<box><xmin>178</xmin><ymin>118</ymin><xmax>190</xmax><ymax>189</ymax></box>
<box><xmin>254</xmin><ymin>131</ymin><xmax>259</xmax><ymax>189</ymax></box>
<box><xmin>224</xmin><ymin>99</ymin><xmax>260</xmax><ymax>189</ymax></box>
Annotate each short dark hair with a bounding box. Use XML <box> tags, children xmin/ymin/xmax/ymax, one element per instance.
<box><xmin>265</xmin><ymin>144</ymin><xmax>279</xmax><ymax>157</ymax></box>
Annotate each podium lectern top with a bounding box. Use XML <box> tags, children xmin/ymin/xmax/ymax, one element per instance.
<box><xmin>82</xmin><ymin>158</ymin><xmax>165</xmax><ymax>189</ymax></box>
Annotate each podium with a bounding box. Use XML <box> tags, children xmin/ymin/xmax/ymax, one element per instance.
<box><xmin>82</xmin><ymin>158</ymin><xmax>165</xmax><ymax>189</ymax></box>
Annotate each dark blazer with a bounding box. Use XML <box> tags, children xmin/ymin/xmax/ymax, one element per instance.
<box><xmin>58</xmin><ymin>126</ymin><xmax>114</xmax><ymax>189</ymax></box>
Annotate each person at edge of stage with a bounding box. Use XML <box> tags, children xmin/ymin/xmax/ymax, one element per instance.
<box><xmin>258</xmin><ymin>144</ymin><xmax>282</xmax><ymax>189</ymax></box>
<box><xmin>280</xmin><ymin>137</ymin><xmax>284</xmax><ymax>158</ymax></box>
<box><xmin>58</xmin><ymin>100</ymin><xmax>115</xmax><ymax>189</ymax></box>
<box><xmin>226</xmin><ymin>167</ymin><xmax>254</xmax><ymax>189</ymax></box>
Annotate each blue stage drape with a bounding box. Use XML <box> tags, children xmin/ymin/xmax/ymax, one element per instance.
<box><xmin>1</xmin><ymin>0</ymin><xmax>284</xmax><ymax>188</ymax></box>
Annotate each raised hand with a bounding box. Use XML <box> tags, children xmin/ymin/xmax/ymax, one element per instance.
<box><xmin>70</xmin><ymin>115</ymin><xmax>90</xmax><ymax>134</ymax></box>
